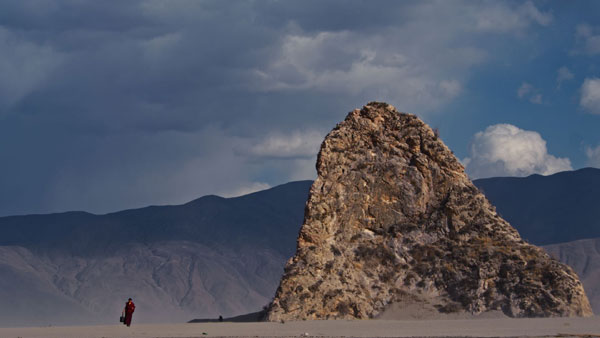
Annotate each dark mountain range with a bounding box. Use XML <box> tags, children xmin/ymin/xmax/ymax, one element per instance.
<box><xmin>0</xmin><ymin>181</ymin><xmax>312</xmax><ymax>256</ymax></box>
<box><xmin>1</xmin><ymin>167</ymin><xmax>599</xmax><ymax>325</ymax></box>
<box><xmin>3</xmin><ymin>167</ymin><xmax>597</xmax><ymax>253</ymax></box>
<box><xmin>473</xmin><ymin>167</ymin><xmax>600</xmax><ymax>245</ymax></box>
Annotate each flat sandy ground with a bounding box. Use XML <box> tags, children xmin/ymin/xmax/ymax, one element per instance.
<box><xmin>1</xmin><ymin>317</ymin><xmax>600</xmax><ymax>338</ymax></box>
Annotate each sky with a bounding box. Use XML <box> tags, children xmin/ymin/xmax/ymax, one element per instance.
<box><xmin>1</xmin><ymin>0</ymin><xmax>599</xmax><ymax>216</ymax></box>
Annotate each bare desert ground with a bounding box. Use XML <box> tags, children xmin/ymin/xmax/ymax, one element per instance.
<box><xmin>1</xmin><ymin>317</ymin><xmax>600</xmax><ymax>338</ymax></box>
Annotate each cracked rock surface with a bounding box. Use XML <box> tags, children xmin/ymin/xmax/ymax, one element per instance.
<box><xmin>266</xmin><ymin>102</ymin><xmax>592</xmax><ymax>320</ymax></box>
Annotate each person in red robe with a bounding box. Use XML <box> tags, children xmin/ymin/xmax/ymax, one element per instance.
<box><xmin>123</xmin><ymin>298</ymin><xmax>135</xmax><ymax>327</ymax></box>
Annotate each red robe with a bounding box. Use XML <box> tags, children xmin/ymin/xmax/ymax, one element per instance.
<box><xmin>124</xmin><ymin>301</ymin><xmax>135</xmax><ymax>326</ymax></box>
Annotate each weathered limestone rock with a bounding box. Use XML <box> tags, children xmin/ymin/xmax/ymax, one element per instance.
<box><xmin>266</xmin><ymin>102</ymin><xmax>592</xmax><ymax>320</ymax></box>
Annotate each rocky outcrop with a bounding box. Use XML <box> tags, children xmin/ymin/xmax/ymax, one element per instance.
<box><xmin>266</xmin><ymin>102</ymin><xmax>592</xmax><ymax>320</ymax></box>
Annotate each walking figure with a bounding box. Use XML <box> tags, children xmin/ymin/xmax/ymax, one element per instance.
<box><xmin>122</xmin><ymin>298</ymin><xmax>136</xmax><ymax>327</ymax></box>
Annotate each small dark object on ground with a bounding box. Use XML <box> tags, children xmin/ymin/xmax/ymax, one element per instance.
<box><xmin>188</xmin><ymin>310</ymin><xmax>266</xmax><ymax>323</ymax></box>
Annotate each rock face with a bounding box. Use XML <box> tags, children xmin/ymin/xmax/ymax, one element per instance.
<box><xmin>266</xmin><ymin>102</ymin><xmax>592</xmax><ymax>320</ymax></box>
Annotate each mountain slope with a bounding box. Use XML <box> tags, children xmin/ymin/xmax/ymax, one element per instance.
<box><xmin>0</xmin><ymin>242</ymin><xmax>286</xmax><ymax>326</ymax></box>
<box><xmin>543</xmin><ymin>238</ymin><xmax>600</xmax><ymax>314</ymax></box>
<box><xmin>473</xmin><ymin>168</ymin><xmax>600</xmax><ymax>245</ymax></box>
<box><xmin>0</xmin><ymin>181</ymin><xmax>311</xmax><ymax>326</ymax></box>
<box><xmin>0</xmin><ymin>180</ymin><xmax>313</xmax><ymax>256</ymax></box>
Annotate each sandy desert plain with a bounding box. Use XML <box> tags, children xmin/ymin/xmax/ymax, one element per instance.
<box><xmin>1</xmin><ymin>316</ymin><xmax>600</xmax><ymax>338</ymax></box>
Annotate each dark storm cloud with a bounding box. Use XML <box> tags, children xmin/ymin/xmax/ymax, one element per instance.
<box><xmin>2</xmin><ymin>1</ymin><xmax>279</xmax><ymax>125</ymax></box>
<box><xmin>0</xmin><ymin>0</ymin><xmax>559</xmax><ymax>215</ymax></box>
<box><xmin>0</xmin><ymin>0</ymin><xmax>316</xmax><ymax>215</ymax></box>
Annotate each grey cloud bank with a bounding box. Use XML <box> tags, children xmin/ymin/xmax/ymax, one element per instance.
<box><xmin>0</xmin><ymin>0</ymin><xmax>598</xmax><ymax>216</ymax></box>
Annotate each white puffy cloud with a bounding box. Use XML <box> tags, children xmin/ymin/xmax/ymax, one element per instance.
<box><xmin>517</xmin><ymin>82</ymin><xmax>533</xmax><ymax>98</ymax></box>
<box><xmin>464</xmin><ymin>124</ymin><xmax>572</xmax><ymax>179</ymax></box>
<box><xmin>575</xmin><ymin>24</ymin><xmax>600</xmax><ymax>55</ymax></box>
<box><xmin>556</xmin><ymin>66</ymin><xmax>574</xmax><ymax>87</ymax></box>
<box><xmin>251</xmin><ymin>30</ymin><xmax>467</xmax><ymax>114</ymax></box>
<box><xmin>580</xmin><ymin>78</ymin><xmax>600</xmax><ymax>114</ymax></box>
<box><xmin>468</xmin><ymin>0</ymin><xmax>552</xmax><ymax>33</ymax></box>
<box><xmin>529</xmin><ymin>94</ymin><xmax>542</xmax><ymax>104</ymax></box>
<box><xmin>242</xmin><ymin>130</ymin><xmax>324</xmax><ymax>159</ymax></box>
<box><xmin>518</xmin><ymin>1</ymin><xmax>553</xmax><ymax>26</ymax></box>
<box><xmin>586</xmin><ymin>145</ymin><xmax>600</xmax><ymax>168</ymax></box>
<box><xmin>517</xmin><ymin>82</ymin><xmax>542</xmax><ymax>104</ymax></box>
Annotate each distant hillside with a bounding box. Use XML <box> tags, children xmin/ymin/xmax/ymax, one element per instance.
<box><xmin>0</xmin><ymin>181</ymin><xmax>311</xmax><ymax>327</ymax></box>
<box><xmin>0</xmin><ymin>180</ymin><xmax>313</xmax><ymax>257</ymax></box>
<box><xmin>0</xmin><ymin>242</ymin><xmax>286</xmax><ymax>326</ymax></box>
<box><xmin>544</xmin><ymin>238</ymin><xmax>600</xmax><ymax>314</ymax></box>
<box><xmin>473</xmin><ymin>167</ymin><xmax>600</xmax><ymax>245</ymax></box>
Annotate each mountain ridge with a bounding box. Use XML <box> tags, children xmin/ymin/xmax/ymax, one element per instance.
<box><xmin>473</xmin><ymin>167</ymin><xmax>600</xmax><ymax>245</ymax></box>
<box><xmin>1</xmin><ymin>166</ymin><xmax>600</xmax><ymax>325</ymax></box>
<box><xmin>0</xmin><ymin>180</ymin><xmax>313</xmax><ymax>257</ymax></box>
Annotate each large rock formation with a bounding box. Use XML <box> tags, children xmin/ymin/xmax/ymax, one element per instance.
<box><xmin>266</xmin><ymin>102</ymin><xmax>592</xmax><ymax>320</ymax></box>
